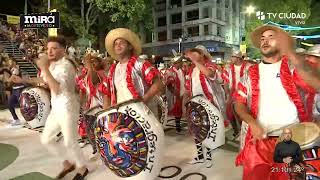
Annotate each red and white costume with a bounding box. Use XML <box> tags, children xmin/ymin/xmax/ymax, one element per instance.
<box><xmin>222</xmin><ymin>62</ymin><xmax>250</xmax><ymax>123</ymax></box>
<box><xmin>185</xmin><ymin>62</ymin><xmax>225</xmax><ymax>115</ymax></box>
<box><xmin>234</xmin><ymin>56</ymin><xmax>311</xmax><ymax>180</ymax></box>
<box><xmin>103</xmin><ymin>55</ymin><xmax>160</xmax><ymax>114</ymax></box>
<box><xmin>166</xmin><ymin>66</ymin><xmax>185</xmax><ymax>118</ymax></box>
<box><xmin>293</xmin><ymin>69</ymin><xmax>320</xmax><ymax>121</ymax></box>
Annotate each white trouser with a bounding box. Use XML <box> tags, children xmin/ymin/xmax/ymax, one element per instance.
<box><xmin>41</xmin><ymin>101</ymin><xmax>86</xmax><ymax>168</ymax></box>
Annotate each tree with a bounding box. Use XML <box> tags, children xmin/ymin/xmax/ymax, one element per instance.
<box><xmin>89</xmin><ymin>0</ymin><xmax>153</xmax><ymax>32</ymax></box>
<box><xmin>62</xmin><ymin>0</ymin><xmax>99</xmax><ymax>44</ymax></box>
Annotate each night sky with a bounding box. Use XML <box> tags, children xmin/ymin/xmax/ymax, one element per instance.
<box><xmin>0</xmin><ymin>0</ymin><xmax>33</xmax><ymax>16</ymax></box>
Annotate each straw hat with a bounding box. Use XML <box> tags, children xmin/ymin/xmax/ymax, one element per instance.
<box><xmin>187</xmin><ymin>45</ymin><xmax>212</xmax><ymax>60</ymax></box>
<box><xmin>231</xmin><ymin>50</ymin><xmax>242</xmax><ymax>58</ymax></box>
<box><xmin>304</xmin><ymin>44</ymin><xmax>320</xmax><ymax>57</ymax></box>
<box><xmin>295</xmin><ymin>48</ymin><xmax>306</xmax><ymax>54</ymax></box>
<box><xmin>250</xmin><ymin>25</ymin><xmax>295</xmax><ymax>49</ymax></box>
<box><xmin>105</xmin><ymin>28</ymin><xmax>142</xmax><ymax>59</ymax></box>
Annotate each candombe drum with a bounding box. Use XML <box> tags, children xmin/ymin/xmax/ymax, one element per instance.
<box><xmin>289</xmin><ymin>122</ymin><xmax>320</xmax><ymax>180</ymax></box>
<box><xmin>19</xmin><ymin>87</ymin><xmax>51</xmax><ymax>129</ymax></box>
<box><xmin>155</xmin><ymin>95</ymin><xmax>168</xmax><ymax>126</ymax></box>
<box><xmin>289</xmin><ymin>122</ymin><xmax>320</xmax><ymax>150</ymax></box>
<box><xmin>95</xmin><ymin>99</ymin><xmax>165</xmax><ymax>180</ymax></box>
<box><xmin>185</xmin><ymin>95</ymin><xmax>225</xmax><ymax>149</ymax></box>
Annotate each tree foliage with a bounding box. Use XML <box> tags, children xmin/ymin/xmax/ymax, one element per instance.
<box><xmin>89</xmin><ymin>0</ymin><xmax>153</xmax><ymax>32</ymax></box>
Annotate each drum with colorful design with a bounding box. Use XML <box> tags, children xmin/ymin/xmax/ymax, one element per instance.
<box><xmin>186</xmin><ymin>95</ymin><xmax>225</xmax><ymax>149</ymax></box>
<box><xmin>95</xmin><ymin>99</ymin><xmax>164</xmax><ymax>180</ymax></box>
<box><xmin>19</xmin><ymin>87</ymin><xmax>50</xmax><ymax>129</ymax></box>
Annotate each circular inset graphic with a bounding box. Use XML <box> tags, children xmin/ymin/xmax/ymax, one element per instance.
<box><xmin>186</xmin><ymin>102</ymin><xmax>210</xmax><ymax>142</ymax></box>
<box><xmin>95</xmin><ymin>112</ymin><xmax>148</xmax><ymax>177</ymax></box>
<box><xmin>20</xmin><ymin>93</ymin><xmax>38</xmax><ymax>121</ymax></box>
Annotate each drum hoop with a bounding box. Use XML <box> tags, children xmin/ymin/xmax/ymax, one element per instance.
<box><xmin>84</xmin><ymin>105</ymin><xmax>102</xmax><ymax>115</ymax></box>
<box><xmin>185</xmin><ymin>94</ymin><xmax>205</xmax><ymax>106</ymax></box>
<box><xmin>20</xmin><ymin>86</ymin><xmax>46</xmax><ymax>101</ymax></box>
<box><xmin>293</xmin><ymin>122</ymin><xmax>320</xmax><ymax>144</ymax></box>
<box><xmin>96</xmin><ymin>98</ymin><xmax>142</xmax><ymax>116</ymax></box>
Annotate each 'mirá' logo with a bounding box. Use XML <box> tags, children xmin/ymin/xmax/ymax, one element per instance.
<box><xmin>24</xmin><ymin>16</ymin><xmax>55</xmax><ymax>24</ymax></box>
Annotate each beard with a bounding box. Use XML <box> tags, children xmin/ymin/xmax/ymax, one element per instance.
<box><xmin>260</xmin><ymin>46</ymin><xmax>279</xmax><ymax>58</ymax></box>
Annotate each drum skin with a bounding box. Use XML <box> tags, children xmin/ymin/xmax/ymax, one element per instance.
<box><xmin>95</xmin><ymin>101</ymin><xmax>164</xmax><ymax>180</ymax></box>
<box><xmin>20</xmin><ymin>87</ymin><xmax>50</xmax><ymax>129</ymax></box>
<box><xmin>186</xmin><ymin>95</ymin><xmax>225</xmax><ymax>149</ymax></box>
<box><xmin>290</xmin><ymin>122</ymin><xmax>320</xmax><ymax>150</ymax></box>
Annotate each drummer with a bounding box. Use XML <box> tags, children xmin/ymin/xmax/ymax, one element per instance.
<box><xmin>166</xmin><ymin>55</ymin><xmax>185</xmax><ymax>134</ymax></box>
<box><xmin>297</xmin><ymin>45</ymin><xmax>320</xmax><ymax>122</ymax></box>
<box><xmin>102</xmin><ymin>28</ymin><xmax>163</xmax><ymax>116</ymax></box>
<box><xmin>221</xmin><ymin>50</ymin><xmax>251</xmax><ymax>138</ymax></box>
<box><xmin>233</xmin><ymin>25</ymin><xmax>320</xmax><ymax>180</ymax></box>
<box><xmin>78</xmin><ymin>53</ymin><xmax>111</xmax><ymax>155</ymax></box>
<box><xmin>184</xmin><ymin>45</ymin><xmax>226</xmax><ymax>168</ymax></box>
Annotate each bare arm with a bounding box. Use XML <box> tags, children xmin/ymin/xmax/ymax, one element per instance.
<box><xmin>11</xmin><ymin>75</ymin><xmax>45</xmax><ymax>86</ymax></box>
<box><xmin>193</xmin><ymin>61</ymin><xmax>216</xmax><ymax>78</ymax></box>
<box><xmin>289</xmin><ymin>53</ymin><xmax>320</xmax><ymax>91</ymax></box>
<box><xmin>142</xmin><ymin>76</ymin><xmax>164</xmax><ymax>103</ymax></box>
<box><xmin>85</xmin><ymin>61</ymin><xmax>99</xmax><ymax>85</ymax></box>
<box><xmin>234</xmin><ymin>102</ymin><xmax>256</xmax><ymax>125</ymax></box>
<box><xmin>234</xmin><ymin>102</ymin><xmax>265</xmax><ymax>140</ymax></box>
<box><xmin>103</xmin><ymin>95</ymin><xmax>111</xmax><ymax>109</ymax></box>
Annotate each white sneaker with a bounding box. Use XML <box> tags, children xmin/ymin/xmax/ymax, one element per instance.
<box><xmin>187</xmin><ymin>157</ymin><xmax>205</xmax><ymax>165</ymax></box>
<box><xmin>205</xmin><ymin>159</ymin><xmax>213</xmax><ymax>168</ymax></box>
<box><xmin>11</xmin><ymin>119</ymin><xmax>21</xmax><ymax>126</ymax></box>
<box><xmin>89</xmin><ymin>153</ymin><xmax>99</xmax><ymax>161</ymax></box>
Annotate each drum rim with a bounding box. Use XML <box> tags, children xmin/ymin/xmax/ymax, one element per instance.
<box><xmin>96</xmin><ymin>98</ymin><xmax>142</xmax><ymax>116</ymax></box>
<box><xmin>185</xmin><ymin>94</ymin><xmax>204</xmax><ymax>106</ymax></box>
<box><xmin>292</xmin><ymin>122</ymin><xmax>320</xmax><ymax>146</ymax></box>
<box><xmin>84</xmin><ymin>105</ymin><xmax>102</xmax><ymax>115</ymax></box>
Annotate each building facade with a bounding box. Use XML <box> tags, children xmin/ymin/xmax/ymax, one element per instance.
<box><xmin>142</xmin><ymin>0</ymin><xmax>245</xmax><ymax>61</ymax></box>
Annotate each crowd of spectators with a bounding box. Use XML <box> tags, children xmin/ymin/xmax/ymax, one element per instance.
<box><xmin>0</xmin><ymin>20</ymin><xmax>47</xmax><ymax>62</ymax></box>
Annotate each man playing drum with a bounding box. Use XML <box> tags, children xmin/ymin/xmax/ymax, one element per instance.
<box><xmin>222</xmin><ymin>50</ymin><xmax>251</xmax><ymax>138</ymax></box>
<box><xmin>184</xmin><ymin>45</ymin><xmax>226</xmax><ymax>168</ymax></box>
<box><xmin>15</xmin><ymin>36</ymin><xmax>89</xmax><ymax>179</ymax></box>
<box><xmin>296</xmin><ymin>45</ymin><xmax>320</xmax><ymax>122</ymax></box>
<box><xmin>102</xmin><ymin>28</ymin><xmax>163</xmax><ymax>115</ymax></box>
<box><xmin>234</xmin><ymin>25</ymin><xmax>320</xmax><ymax>180</ymax></box>
<box><xmin>166</xmin><ymin>55</ymin><xmax>185</xmax><ymax>133</ymax></box>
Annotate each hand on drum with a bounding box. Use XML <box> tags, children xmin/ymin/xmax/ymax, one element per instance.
<box><xmin>250</xmin><ymin>122</ymin><xmax>266</xmax><ymax>142</ymax></box>
<box><xmin>36</xmin><ymin>55</ymin><xmax>49</xmax><ymax>70</ymax></box>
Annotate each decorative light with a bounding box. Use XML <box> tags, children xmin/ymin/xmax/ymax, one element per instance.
<box><xmin>245</xmin><ymin>5</ymin><xmax>255</xmax><ymax>15</ymax></box>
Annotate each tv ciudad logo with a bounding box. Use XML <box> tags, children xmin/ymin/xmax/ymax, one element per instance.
<box><xmin>255</xmin><ymin>11</ymin><xmax>306</xmax><ymax>24</ymax></box>
<box><xmin>20</xmin><ymin>12</ymin><xmax>60</xmax><ymax>29</ymax></box>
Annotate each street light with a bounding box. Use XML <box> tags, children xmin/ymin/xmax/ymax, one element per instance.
<box><xmin>245</xmin><ymin>5</ymin><xmax>255</xmax><ymax>15</ymax></box>
<box><xmin>178</xmin><ymin>37</ymin><xmax>183</xmax><ymax>53</ymax></box>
